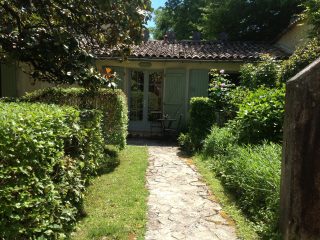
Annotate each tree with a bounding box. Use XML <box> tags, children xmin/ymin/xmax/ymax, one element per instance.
<box><xmin>152</xmin><ymin>0</ymin><xmax>207</xmax><ymax>40</ymax></box>
<box><xmin>303</xmin><ymin>0</ymin><xmax>320</xmax><ymax>38</ymax></box>
<box><xmin>152</xmin><ymin>0</ymin><xmax>303</xmax><ymax>41</ymax></box>
<box><xmin>151</xmin><ymin>8</ymin><xmax>173</xmax><ymax>40</ymax></box>
<box><xmin>202</xmin><ymin>0</ymin><xmax>303</xmax><ymax>41</ymax></box>
<box><xmin>0</xmin><ymin>0</ymin><xmax>151</xmax><ymax>88</ymax></box>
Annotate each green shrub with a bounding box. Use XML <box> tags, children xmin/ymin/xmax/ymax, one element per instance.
<box><xmin>23</xmin><ymin>87</ymin><xmax>128</xmax><ymax>149</ymax></box>
<box><xmin>240</xmin><ymin>54</ymin><xmax>281</xmax><ymax>89</ymax></box>
<box><xmin>189</xmin><ymin>97</ymin><xmax>215</xmax><ymax>149</ymax></box>
<box><xmin>0</xmin><ymin>102</ymin><xmax>105</xmax><ymax>239</ymax></box>
<box><xmin>202</xmin><ymin>126</ymin><xmax>281</xmax><ymax>239</ymax></box>
<box><xmin>203</xmin><ymin>126</ymin><xmax>237</xmax><ymax>157</ymax></box>
<box><xmin>229</xmin><ymin>86</ymin><xmax>285</xmax><ymax>144</ymax></box>
<box><xmin>303</xmin><ymin>0</ymin><xmax>320</xmax><ymax>38</ymax></box>
<box><xmin>280</xmin><ymin>38</ymin><xmax>320</xmax><ymax>82</ymax></box>
<box><xmin>223</xmin><ymin>143</ymin><xmax>281</xmax><ymax>239</ymax></box>
<box><xmin>224</xmin><ymin>86</ymin><xmax>250</xmax><ymax>120</ymax></box>
<box><xmin>78</xmin><ymin>110</ymin><xmax>105</xmax><ymax>177</ymax></box>
<box><xmin>208</xmin><ymin>69</ymin><xmax>246</xmax><ymax>124</ymax></box>
<box><xmin>178</xmin><ymin>132</ymin><xmax>194</xmax><ymax>153</ymax></box>
<box><xmin>209</xmin><ymin>69</ymin><xmax>235</xmax><ymax>110</ymax></box>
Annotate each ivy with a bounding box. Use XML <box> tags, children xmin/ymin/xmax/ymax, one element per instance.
<box><xmin>280</xmin><ymin>38</ymin><xmax>320</xmax><ymax>82</ymax></box>
<box><xmin>23</xmin><ymin>87</ymin><xmax>128</xmax><ymax>149</ymax></box>
<box><xmin>0</xmin><ymin>102</ymin><xmax>105</xmax><ymax>239</ymax></box>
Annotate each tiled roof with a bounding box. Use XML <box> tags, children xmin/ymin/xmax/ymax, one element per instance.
<box><xmin>98</xmin><ymin>40</ymin><xmax>288</xmax><ymax>61</ymax></box>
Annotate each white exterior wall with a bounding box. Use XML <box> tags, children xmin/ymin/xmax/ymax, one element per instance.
<box><xmin>276</xmin><ymin>20</ymin><xmax>312</xmax><ymax>54</ymax></box>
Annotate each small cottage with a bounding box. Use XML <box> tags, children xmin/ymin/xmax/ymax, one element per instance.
<box><xmin>0</xmin><ymin>19</ymin><xmax>311</xmax><ymax>134</ymax></box>
<box><xmin>96</xmin><ymin>40</ymin><xmax>286</xmax><ymax>133</ymax></box>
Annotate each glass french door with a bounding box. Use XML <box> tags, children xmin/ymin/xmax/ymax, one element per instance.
<box><xmin>129</xmin><ymin>70</ymin><xmax>163</xmax><ymax>131</ymax></box>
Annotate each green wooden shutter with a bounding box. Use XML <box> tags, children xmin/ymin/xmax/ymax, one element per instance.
<box><xmin>189</xmin><ymin>69</ymin><xmax>209</xmax><ymax>100</ymax></box>
<box><xmin>164</xmin><ymin>69</ymin><xmax>186</xmax><ymax>123</ymax></box>
<box><xmin>1</xmin><ymin>63</ymin><xmax>17</xmax><ymax>97</ymax></box>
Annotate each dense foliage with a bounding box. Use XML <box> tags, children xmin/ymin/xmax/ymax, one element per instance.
<box><xmin>303</xmin><ymin>0</ymin><xmax>320</xmax><ymax>37</ymax></box>
<box><xmin>228</xmin><ymin>86</ymin><xmax>285</xmax><ymax>144</ymax></box>
<box><xmin>240</xmin><ymin>55</ymin><xmax>281</xmax><ymax>89</ymax></box>
<box><xmin>0</xmin><ymin>0</ymin><xmax>151</xmax><ymax>88</ymax></box>
<box><xmin>280</xmin><ymin>38</ymin><xmax>320</xmax><ymax>81</ymax></box>
<box><xmin>209</xmin><ymin>69</ymin><xmax>235</xmax><ymax>115</ymax></box>
<box><xmin>203</xmin><ymin>0</ymin><xmax>303</xmax><ymax>41</ymax></box>
<box><xmin>208</xmin><ymin>69</ymin><xmax>248</xmax><ymax>123</ymax></box>
<box><xmin>151</xmin><ymin>0</ymin><xmax>207</xmax><ymax>40</ymax></box>
<box><xmin>152</xmin><ymin>0</ymin><xmax>302</xmax><ymax>41</ymax></box>
<box><xmin>189</xmin><ymin>97</ymin><xmax>215</xmax><ymax>149</ymax></box>
<box><xmin>23</xmin><ymin>87</ymin><xmax>128</xmax><ymax>149</ymax></box>
<box><xmin>0</xmin><ymin>102</ymin><xmax>105</xmax><ymax>239</ymax></box>
<box><xmin>177</xmin><ymin>132</ymin><xmax>193</xmax><ymax>153</ymax></box>
<box><xmin>202</xmin><ymin>126</ymin><xmax>281</xmax><ymax>239</ymax></box>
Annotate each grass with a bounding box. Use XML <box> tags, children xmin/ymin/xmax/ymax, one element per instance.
<box><xmin>70</xmin><ymin>145</ymin><xmax>149</xmax><ymax>240</ymax></box>
<box><xmin>192</xmin><ymin>154</ymin><xmax>259</xmax><ymax>240</ymax></box>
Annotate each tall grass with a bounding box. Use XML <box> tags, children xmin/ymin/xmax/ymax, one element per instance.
<box><xmin>201</xmin><ymin>126</ymin><xmax>282</xmax><ymax>239</ymax></box>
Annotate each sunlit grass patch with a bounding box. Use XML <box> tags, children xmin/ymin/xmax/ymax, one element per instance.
<box><xmin>71</xmin><ymin>145</ymin><xmax>149</xmax><ymax>240</ymax></box>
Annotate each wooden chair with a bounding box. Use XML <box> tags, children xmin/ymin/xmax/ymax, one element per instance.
<box><xmin>163</xmin><ymin>114</ymin><xmax>183</xmax><ymax>137</ymax></box>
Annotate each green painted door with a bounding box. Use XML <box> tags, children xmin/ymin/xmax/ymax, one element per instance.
<box><xmin>189</xmin><ymin>69</ymin><xmax>209</xmax><ymax>100</ymax></box>
<box><xmin>164</xmin><ymin>69</ymin><xmax>186</xmax><ymax>126</ymax></box>
<box><xmin>0</xmin><ymin>63</ymin><xmax>17</xmax><ymax>97</ymax></box>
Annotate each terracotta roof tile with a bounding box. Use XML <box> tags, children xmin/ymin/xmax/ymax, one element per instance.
<box><xmin>98</xmin><ymin>40</ymin><xmax>288</xmax><ymax>61</ymax></box>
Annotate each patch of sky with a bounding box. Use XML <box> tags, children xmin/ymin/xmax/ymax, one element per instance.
<box><xmin>146</xmin><ymin>0</ymin><xmax>166</xmax><ymax>28</ymax></box>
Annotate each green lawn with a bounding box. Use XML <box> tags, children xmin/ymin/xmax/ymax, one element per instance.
<box><xmin>71</xmin><ymin>145</ymin><xmax>149</xmax><ymax>240</ymax></box>
<box><xmin>192</xmin><ymin>155</ymin><xmax>259</xmax><ymax>240</ymax></box>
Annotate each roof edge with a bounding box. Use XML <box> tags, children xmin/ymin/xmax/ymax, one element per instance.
<box><xmin>287</xmin><ymin>57</ymin><xmax>320</xmax><ymax>84</ymax></box>
<box><xmin>96</xmin><ymin>56</ymin><xmax>266</xmax><ymax>63</ymax></box>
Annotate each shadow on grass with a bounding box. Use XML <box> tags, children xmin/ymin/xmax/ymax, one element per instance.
<box><xmin>76</xmin><ymin>146</ymin><xmax>121</xmax><ymax>221</ymax></box>
<box><xmin>96</xmin><ymin>146</ymin><xmax>120</xmax><ymax>176</ymax></box>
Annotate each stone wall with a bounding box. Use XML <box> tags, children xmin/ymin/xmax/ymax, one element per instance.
<box><xmin>280</xmin><ymin>57</ymin><xmax>320</xmax><ymax>240</ymax></box>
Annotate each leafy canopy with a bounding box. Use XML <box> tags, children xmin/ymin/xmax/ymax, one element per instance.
<box><xmin>203</xmin><ymin>0</ymin><xmax>303</xmax><ymax>41</ymax></box>
<box><xmin>303</xmin><ymin>0</ymin><xmax>320</xmax><ymax>37</ymax></box>
<box><xmin>151</xmin><ymin>0</ymin><xmax>207</xmax><ymax>40</ymax></box>
<box><xmin>0</xmin><ymin>0</ymin><xmax>151</xmax><ymax>88</ymax></box>
<box><xmin>152</xmin><ymin>0</ymin><xmax>303</xmax><ymax>41</ymax></box>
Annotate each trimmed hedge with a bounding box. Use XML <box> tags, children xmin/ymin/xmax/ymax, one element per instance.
<box><xmin>189</xmin><ymin>97</ymin><xmax>215</xmax><ymax>149</ymax></box>
<box><xmin>0</xmin><ymin>102</ymin><xmax>105</xmax><ymax>239</ymax></box>
<box><xmin>23</xmin><ymin>87</ymin><xmax>128</xmax><ymax>149</ymax></box>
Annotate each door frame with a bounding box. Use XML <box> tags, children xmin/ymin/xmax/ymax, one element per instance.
<box><xmin>128</xmin><ymin>69</ymin><xmax>164</xmax><ymax>132</ymax></box>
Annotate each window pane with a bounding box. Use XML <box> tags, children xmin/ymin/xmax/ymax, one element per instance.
<box><xmin>148</xmin><ymin>72</ymin><xmax>163</xmax><ymax>121</ymax></box>
<box><xmin>130</xmin><ymin>70</ymin><xmax>144</xmax><ymax>121</ymax></box>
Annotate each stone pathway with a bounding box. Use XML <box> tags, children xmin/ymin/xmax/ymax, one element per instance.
<box><xmin>145</xmin><ymin>145</ymin><xmax>238</xmax><ymax>240</ymax></box>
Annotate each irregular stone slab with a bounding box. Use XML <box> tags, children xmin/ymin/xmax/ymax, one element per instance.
<box><xmin>145</xmin><ymin>145</ymin><xmax>238</xmax><ymax>240</ymax></box>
